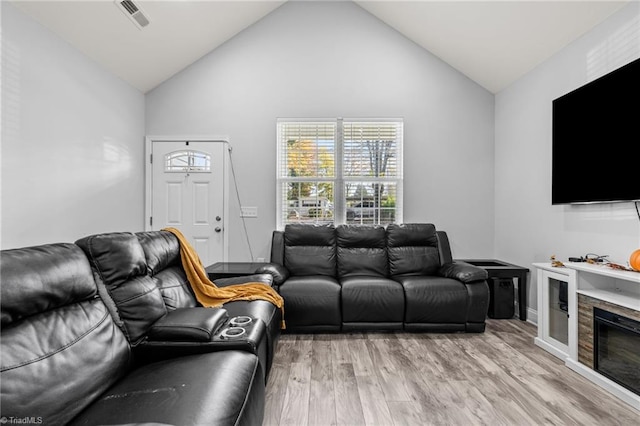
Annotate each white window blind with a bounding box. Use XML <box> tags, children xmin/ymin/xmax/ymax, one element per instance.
<box><xmin>277</xmin><ymin>118</ymin><xmax>403</xmax><ymax>228</ymax></box>
<box><xmin>343</xmin><ymin>121</ymin><xmax>402</xmax><ymax>225</ymax></box>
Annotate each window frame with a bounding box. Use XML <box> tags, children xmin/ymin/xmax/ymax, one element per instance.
<box><xmin>277</xmin><ymin>118</ymin><xmax>403</xmax><ymax>229</ymax></box>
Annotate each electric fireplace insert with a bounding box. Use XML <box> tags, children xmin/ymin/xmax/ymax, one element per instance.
<box><xmin>593</xmin><ymin>307</ymin><xmax>640</xmax><ymax>396</ymax></box>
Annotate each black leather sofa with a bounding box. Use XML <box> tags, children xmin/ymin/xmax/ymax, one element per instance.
<box><xmin>1</xmin><ymin>231</ymin><xmax>281</xmax><ymax>425</ymax></box>
<box><xmin>259</xmin><ymin>223</ymin><xmax>490</xmax><ymax>333</ymax></box>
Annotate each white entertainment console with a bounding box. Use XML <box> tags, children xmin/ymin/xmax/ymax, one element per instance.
<box><xmin>533</xmin><ymin>262</ymin><xmax>640</xmax><ymax>410</ymax></box>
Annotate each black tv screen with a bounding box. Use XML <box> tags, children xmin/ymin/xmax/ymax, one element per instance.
<box><xmin>552</xmin><ymin>57</ymin><xmax>640</xmax><ymax>205</ymax></box>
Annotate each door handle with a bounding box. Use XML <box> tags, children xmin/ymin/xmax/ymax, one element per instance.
<box><xmin>215</xmin><ymin>227</ymin><xmax>222</xmax><ymax>233</ymax></box>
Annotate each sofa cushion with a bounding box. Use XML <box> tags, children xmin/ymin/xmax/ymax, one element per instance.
<box><xmin>396</xmin><ymin>275</ymin><xmax>468</xmax><ymax>324</ymax></box>
<box><xmin>0</xmin><ymin>244</ymin><xmax>131</xmax><ymax>425</ymax></box>
<box><xmin>152</xmin><ymin>266</ymin><xmax>199</xmax><ymax>310</ymax></box>
<box><xmin>341</xmin><ymin>276</ymin><xmax>404</xmax><ymax>323</ymax></box>
<box><xmin>70</xmin><ymin>351</ymin><xmax>264</xmax><ymax>426</ymax></box>
<box><xmin>76</xmin><ymin>233</ymin><xmax>167</xmax><ymax>344</ymax></box>
<box><xmin>0</xmin><ymin>243</ymin><xmax>96</xmax><ymax>326</ymax></box>
<box><xmin>77</xmin><ymin>232</ymin><xmax>147</xmax><ymax>286</ymax></box>
<box><xmin>284</xmin><ymin>224</ymin><xmax>336</xmax><ymax>277</ymax></box>
<box><xmin>278</xmin><ymin>276</ymin><xmax>341</xmax><ymax>328</ymax></box>
<box><xmin>135</xmin><ymin>231</ymin><xmax>200</xmax><ymax>310</ymax></box>
<box><xmin>136</xmin><ymin>230</ymin><xmax>182</xmax><ymax>276</ymax></box>
<box><xmin>386</xmin><ymin>223</ymin><xmax>440</xmax><ymax>276</ymax></box>
<box><xmin>337</xmin><ymin>225</ymin><xmax>388</xmax><ymax>277</ymax></box>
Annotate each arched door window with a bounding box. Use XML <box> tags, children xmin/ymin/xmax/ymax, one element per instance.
<box><xmin>164</xmin><ymin>150</ymin><xmax>211</xmax><ymax>173</ymax></box>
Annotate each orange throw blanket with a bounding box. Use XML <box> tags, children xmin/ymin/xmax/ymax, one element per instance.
<box><xmin>164</xmin><ymin>227</ymin><xmax>285</xmax><ymax>329</ymax></box>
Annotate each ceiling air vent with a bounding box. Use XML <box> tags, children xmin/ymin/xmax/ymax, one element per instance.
<box><xmin>115</xmin><ymin>0</ymin><xmax>150</xmax><ymax>29</ymax></box>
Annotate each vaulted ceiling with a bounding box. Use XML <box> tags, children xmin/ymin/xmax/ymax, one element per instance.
<box><xmin>10</xmin><ymin>0</ymin><xmax>630</xmax><ymax>94</ymax></box>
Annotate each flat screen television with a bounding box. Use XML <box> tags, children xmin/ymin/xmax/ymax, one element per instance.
<box><xmin>552</xmin><ymin>57</ymin><xmax>640</xmax><ymax>205</ymax></box>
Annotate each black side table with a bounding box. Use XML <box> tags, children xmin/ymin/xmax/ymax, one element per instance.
<box><xmin>457</xmin><ymin>259</ymin><xmax>530</xmax><ymax>321</ymax></box>
<box><xmin>205</xmin><ymin>262</ymin><xmax>269</xmax><ymax>280</ymax></box>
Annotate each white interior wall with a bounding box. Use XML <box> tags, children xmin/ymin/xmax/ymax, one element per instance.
<box><xmin>145</xmin><ymin>0</ymin><xmax>495</xmax><ymax>262</ymax></box>
<box><xmin>494</xmin><ymin>1</ymin><xmax>640</xmax><ymax>316</ymax></box>
<box><xmin>4</xmin><ymin>0</ymin><xmax>638</xmax><ymax>321</ymax></box>
<box><xmin>1</xmin><ymin>3</ymin><xmax>145</xmax><ymax>249</ymax></box>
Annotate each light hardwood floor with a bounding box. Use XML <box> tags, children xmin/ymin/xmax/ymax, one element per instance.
<box><xmin>264</xmin><ymin>319</ymin><xmax>639</xmax><ymax>425</ymax></box>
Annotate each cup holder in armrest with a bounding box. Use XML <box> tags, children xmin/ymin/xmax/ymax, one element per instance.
<box><xmin>214</xmin><ymin>316</ymin><xmax>257</xmax><ymax>340</ymax></box>
<box><xmin>220</xmin><ymin>326</ymin><xmax>246</xmax><ymax>339</ymax></box>
<box><xmin>229</xmin><ymin>315</ymin><xmax>252</xmax><ymax>327</ymax></box>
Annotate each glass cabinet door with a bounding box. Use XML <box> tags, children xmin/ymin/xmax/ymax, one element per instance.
<box><xmin>539</xmin><ymin>269</ymin><xmax>570</xmax><ymax>357</ymax></box>
<box><xmin>547</xmin><ymin>277</ymin><xmax>569</xmax><ymax>346</ymax></box>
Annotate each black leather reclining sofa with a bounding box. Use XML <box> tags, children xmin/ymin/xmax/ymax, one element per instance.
<box><xmin>1</xmin><ymin>230</ymin><xmax>281</xmax><ymax>425</ymax></box>
<box><xmin>260</xmin><ymin>223</ymin><xmax>490</xmax><ymax>333</ymax></box>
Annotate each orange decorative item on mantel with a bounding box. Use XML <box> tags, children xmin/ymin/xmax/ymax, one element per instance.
<box><xmin>550</xmin><ymin>255</ymin><xmax>565</xmax><ymax>268</ymax></box>
<box><xmin>630</xmin><ymin>249</ymin><xmax>640</xmax><ymax>271</ymax></box>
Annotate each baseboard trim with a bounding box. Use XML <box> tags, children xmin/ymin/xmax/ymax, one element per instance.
<box><xmin>534</xmin><ymin>337</ymin><xmax>567</xmax><ymax>360</ymax></box>
<box><xmin>565</xmin><ymin>358</ymin><xmax>640</xmax><ymax>412</ymax></box>
<box><xmin>515</xmin><ymin>303</ymin><xmax>538</xmax><ymax>325</ymax></box>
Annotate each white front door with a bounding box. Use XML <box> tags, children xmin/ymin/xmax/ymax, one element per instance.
<box><xmin>148</xmin><ymin>139</ymin><xmax>227</xmax><ymax>266</ymax></box>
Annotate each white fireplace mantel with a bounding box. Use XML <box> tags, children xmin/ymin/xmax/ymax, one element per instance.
<box><xmin>533</xmin><ymin>262</ymin><xmax>640</xmax><ymax>411</ymax></box>
<box><xmin>568</xmin><ymin>262</ymin><xmax>640</xmax><ymax>311</ymax></box>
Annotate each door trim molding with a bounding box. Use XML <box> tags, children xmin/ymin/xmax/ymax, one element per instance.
<box><xmin>145</xmin><ymin>135</ymin><xmax>230</xmax><ymax>262</ymax></box>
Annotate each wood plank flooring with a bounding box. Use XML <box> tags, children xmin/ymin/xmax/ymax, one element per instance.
<box><xmin>264</xmin><ymin>319</ymin><xmax>639</xmax><ymax>425</ymax></box>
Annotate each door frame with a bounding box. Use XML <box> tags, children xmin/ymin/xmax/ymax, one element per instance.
<box><xmin>144</xmin><ymin>135</ymin><xmax>230</xmax><ymax>262</ymax></box>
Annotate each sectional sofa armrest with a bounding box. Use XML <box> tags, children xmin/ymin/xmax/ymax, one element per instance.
<box><xmin>255</xmin><ymin>263</ymin><xmax>290</xmax><ymax>287</ymax></box>
<box><xmin>147</xmin><ymin>307</ymin><xmax>228</xmax><ymax>342</ymax></box>
<box><xmin>214</xmin><ymin>273</ymin><xmax>274</xmax><ymax>288</ymax></box>
<box><xmin>135</xmin><ymin>318</ymin><xmax>267</xmax><ymax>370</ymax></box>
<box><xmin>439</xmin><ymin>261</ymin><xmax>488</xmax><ymax>284</ymax></box>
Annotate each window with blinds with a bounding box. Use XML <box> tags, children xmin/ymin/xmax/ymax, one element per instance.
<box><xmin>277</xmin><ymin>118</ymin><xmax>403</xmax><ymax>228</ymax></box>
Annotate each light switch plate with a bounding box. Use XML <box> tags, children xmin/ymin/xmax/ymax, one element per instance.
<box><xmin>240</xmin><ymin>206</ymin><xmax>258</xmax><ymax>218</ymax></box>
